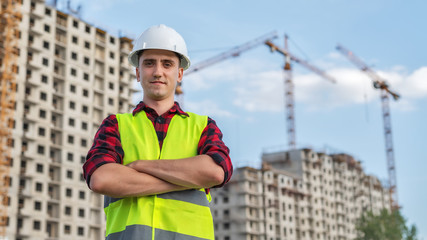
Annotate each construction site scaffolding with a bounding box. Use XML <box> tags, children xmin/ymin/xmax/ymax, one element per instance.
<box><xmin>0</xmin><ymin>0</ymin><xmax>21</xmax><ymax>236</ymax></box>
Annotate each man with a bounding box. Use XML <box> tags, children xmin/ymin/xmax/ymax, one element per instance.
<box><xmin>83</xmin><ymin>24</ymin><xmax>233</xmax><ymax>240</ymax></box>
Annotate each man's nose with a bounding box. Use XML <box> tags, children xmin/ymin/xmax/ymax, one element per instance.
<box><xmin>153</xmin><ymin>64</ymin><xmax>162</xmax><ymax>77</ymax></box>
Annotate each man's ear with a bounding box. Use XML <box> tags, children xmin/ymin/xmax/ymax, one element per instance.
<box><xmin>177</xmin><ymin>68</ymin><xmax>184</xmax><ymax>83</ymax></box>
<box><xmin>136</xmin><ymin>67</ymin><xmax>140</xmax><ymax>82</ymax></box>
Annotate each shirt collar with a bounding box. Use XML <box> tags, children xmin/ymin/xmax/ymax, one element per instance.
<box><xmin>132</xmin><ymin>101</ymin><xmax>189</xmax><ymax>117</ymax></box>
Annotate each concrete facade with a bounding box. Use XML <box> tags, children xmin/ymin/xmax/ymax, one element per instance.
<box><xmin>211</xmin><ymin>149</ymin><xmax>390</xmax><ymax>240</ymax></box>
<box><xmin>3</xmin><ymin>0</ymin><xmax>136</xmax><ymax>239</ymax></box>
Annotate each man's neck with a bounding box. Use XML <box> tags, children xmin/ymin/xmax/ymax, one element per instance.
<box><xmin>143</xmin><ymin>98</ymin><xmax>174</xmax><ymax>116</ymax></box>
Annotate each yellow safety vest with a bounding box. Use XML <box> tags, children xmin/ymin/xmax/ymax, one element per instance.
<box><xmin>104</xmin><ymin>111</ymin><xmax>214</xmax><ymax>240</ymax></box>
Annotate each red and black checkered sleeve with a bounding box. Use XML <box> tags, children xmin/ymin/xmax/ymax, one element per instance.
<box><xmin>198</xmin><ymin>117</ymin><xmax>233</xmax><ymax>188</ymax></box>
<box><xmin>82</xmin><ymin>115</ymin><xmax>124</xmax><ymax>188</ymax></box>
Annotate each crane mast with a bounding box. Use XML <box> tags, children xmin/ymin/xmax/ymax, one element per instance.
<box><xmin>283</xmin><ymin>36</ymin><xmax>295</xmax><ymax>148</ymax></box>
<box><xmin>265</xmin><ymin>36</ymin><xmax>336</xmax><ymax>149</ymax></box>
<box><xmin>174</xmin><ymin>31</ymin><xmax>278</xmax><ymax>103</ymax></box>
<box><xmin>0</xmin><ymin>0</ymin><xmax>21</xmax><ymax>236</ymax></box>
<box><xmin>336</xmin><ymin>44</ymin><xmax>399</xmax><ymax>210</ymax></box>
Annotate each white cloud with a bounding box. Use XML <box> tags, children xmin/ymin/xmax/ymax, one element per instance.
<box><xmin>397</xmin><ymin>67</ymin><xmax>427</xmax><ymax>99</ymax></box>
<box><xmin>184</xmin><ymin>57</ymin><xmax>272</xmax><ymax>93</ymax></box>
<box><xmin>215</xmin><ymin>59</ymin><xmax>427</xmax><ymax>112</ymax></box>
<box><xmin>304</xmin><ymin>68</ymin><xmax>378</xmax><ymax>108</ymax></box>
<box><xmin>231</xmin><ymin>67</ymin><xmax>378</xmax><ymax>112</ymax></box>
<box><xmin>233</xmin><ymin>70</ymin><xmax>283</xmax><ymax>112</ymax></box>
<box><xmin>182</xmin><ymin>74</ymin><xmax>214</xmax><ymax>92</ymax></box>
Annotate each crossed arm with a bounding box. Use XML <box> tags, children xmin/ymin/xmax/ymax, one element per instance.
<box><xmin>89</xmin><ymin>155</ymin><xmax>224</xmax><ymax>198</ymax></box>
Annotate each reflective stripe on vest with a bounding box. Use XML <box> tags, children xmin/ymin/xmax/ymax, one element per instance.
<box><xmin>105</xmin><ymin>111</ymin><xmax>214</xmax><ymax>240</ymax></box>
<box><xmin>106</xmin><ymin>225</ymin><xmax>210</xmax><ymax>240</ymax></box>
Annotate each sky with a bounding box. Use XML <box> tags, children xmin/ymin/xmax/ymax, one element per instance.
<box><xmin>57</xmin><ymin>0</ymin><xmax>426</xmax><ymax>237</ymax></box>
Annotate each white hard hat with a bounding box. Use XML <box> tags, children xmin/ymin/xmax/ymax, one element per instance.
<box><xmin>128</xmin><ymin>24</ymin><xmax>191</xmax><ymax>70</ymax></box>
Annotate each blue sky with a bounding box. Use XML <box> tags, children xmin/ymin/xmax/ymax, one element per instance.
<box><xmin>60</xmin><ymin>0</ymin><xmax>426</xmax><ymax>237</ymax></box>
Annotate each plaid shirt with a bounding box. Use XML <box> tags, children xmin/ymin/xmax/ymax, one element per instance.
<box><xmin>83</xmin><ymin>101</ymin><xmax>232</xmax><ymax>190</ymax></box>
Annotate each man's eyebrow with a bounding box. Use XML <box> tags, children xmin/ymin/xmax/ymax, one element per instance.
<box><xmin>161</xmin><ymin>59</ymin><xmax>175</xmax><ymax>63</ymax></box>
<box><xmin>142</xmin><ymin>58</ymin><xmax>175</xmax><ymax>62</ymax></box>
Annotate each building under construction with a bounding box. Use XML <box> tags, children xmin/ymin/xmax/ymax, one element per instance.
<box><xmin>211</xmin><ymin>148</ymin><xmax>390</xmax><ymax>240</ymax></box>
<box><xmin>0</xmin><ymin>1</ymin><xmax>398</xmax><ymax>240</ymax></box>
<box><xmin>0</xmin><ymin>0</ymin><xmax>136</xmax><ymax>239</ymax></box>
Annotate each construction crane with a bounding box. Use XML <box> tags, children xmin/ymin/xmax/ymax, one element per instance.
<box><xmin>0</xmin><ymin>0</ymin><xmax>21</xmax><ymax>236</ymax></box>
<box><xmin>336</xmin><ymin>44</ymin><xmax>399</xmax><ymax>211</ymax></box>
<box><xmin>175</xmin><ymin>31</ymin><xmax>279</xmax><ymax>103</ymax></box>
<box><xmin>265</xmin><ymin>35</ymin><xmax>337</xmax><ymax>149</ymax></box>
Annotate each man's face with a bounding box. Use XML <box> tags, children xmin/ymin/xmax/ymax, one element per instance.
<box><xmin>136</xmin><ymin>49</ymin><xmax>183</xmax><ymax>102</ymax></box>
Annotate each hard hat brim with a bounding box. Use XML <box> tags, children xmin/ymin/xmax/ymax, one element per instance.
<box><xmin>128</xmin><ymin>49</ymin><xmax>190</xmax><ymax>70</ymax></box>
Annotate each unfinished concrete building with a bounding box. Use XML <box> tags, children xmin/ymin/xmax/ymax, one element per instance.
<box><xmin>211</xmin><ymin>148</ymin><xmax>390</xmax><ymax>240</ymax></box>
<box><xmin>1</xmin><ymin>0</ymin><xmax>136</xmax><ymax>239</ymax></box>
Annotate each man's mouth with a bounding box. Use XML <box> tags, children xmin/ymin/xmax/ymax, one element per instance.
<box><xmin>151</xmin><ymin>81</ymin><xmax>165</xmax><ymax>85</ymax></box>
